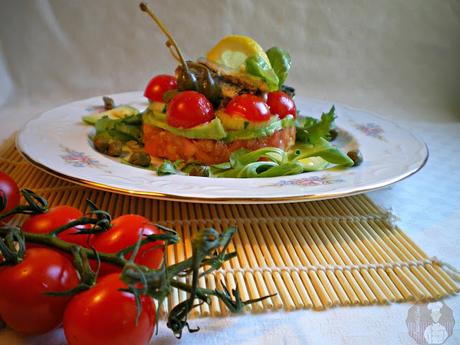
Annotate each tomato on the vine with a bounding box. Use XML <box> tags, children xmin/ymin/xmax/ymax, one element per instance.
<box><xmin>225</xmin><ymin>94</ymin><xmax>270</xmax><ymax>122</ymax></box>
<box><xmin>0</xmin><ymin>171</ymin><xmax>20</xmax><ymax>222</ymax></box>
<box><xmin>92</xmin><ymin>214</ymin><xmax>164</xmax><ymax>275</ymax></box>
<box><xmin>0</xmin><ymin>248</ymin><xmax>79</xmax><ymax>334</ymax></box>
<box><xmin>63</xmin><ymin>273</ymin><xmax>156</xmax><ymax>345</ymax></box>
<box><xmin>266</xmin><ymin>91</ymin><xmax>297</xmax><ymax>119</ymax></box>
<box><xmin>22</xmin><ymin>205</ymin><xmax>91</xmax><ymax>247</ymax></box>
<box><xmin>167</xmin><ymin>90</ymin><xmax>215</xmax><ymax>128</ymax></box>
<box><xmin>144</xmin><ymin>74</ymin><xmax>177</xmax><ymax>102</ymax></box>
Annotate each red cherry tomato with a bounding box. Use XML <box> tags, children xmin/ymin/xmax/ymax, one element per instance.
<box><xmin>225</xmin><ymin>94</ymin><xmax>270</xmax><ymax>122</ymax></box>
<box><xmin>144</xmin><ymin>74</ymin><xmax>177</xmax><ymax>102</ymax></box>
<box><xmin>167</xmin><ymin>91</ymin><xmax>215</xmax><ymax>128</ymax></box>
<box><xmin>22</xmin><ymin>205</ymin><xmax>91</xmax><ymax>247</ymax></box>
<box><xmin>0</xmin><ymin>171</ymin><xmax>20</xmax><ymax>222</ymax></box>
<box><xmin>63</xmin><ymin>273</ymin><xmax>156</xmax><ymax>345</ymax></box>
<box><xmin>92</xmin><ymin>214</ymin><xmax>164</xmax><ymax>275</ymax></box>
<box><xmin>0</xmin><ymin>248</ymin><xmax>79</xmax><ymax>334</ymax></box>
<box><xmin>266</xmin><ymin>91</ymin><xmax>297</xmax><ymax>119</ymax></box>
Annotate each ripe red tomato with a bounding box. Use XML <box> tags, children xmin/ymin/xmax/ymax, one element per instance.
<box><xmin>0</xmin><ymin>248</ymin><xmax>79</xmax><ymax>334</ymax></box>
<box><xmin>266</xmin><ymin>91</ymin><xmax>297</xmax><ymax>119</ymax></box>
<box><xmin>63</xmin><ymin>273</ymin><xmax>156</xmax><ymax>345</ymax></box>
<box><xmin>167</xmin><ymin>90</ymin><xmax>215</xmax><ymax>128</ymax></box>
<box><xmin>0</xmin><ymin>170</ymin><xmax>20</xmax><ymax>222</ymax></box>
<box><xmin>225</xmin><ymin>94</ymin><xmax>270</xmax><ymax>122</ymax></box>
<box><xmin>92</xmin><ymin>214</ymin><xmax>164</xmax><ymax>275</ymax></box>
<box><xmin>22</xmin><ymin>205</ymin><xmax>91</xmax><ymax>247</ymax></box>
<box><xmin>144</xmin><ymin>74</ymin><xmax>177</xmax><ymax>102</ymax></box>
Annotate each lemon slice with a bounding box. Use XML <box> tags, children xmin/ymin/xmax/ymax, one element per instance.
<box><xmin>206</xmin><ymin>35</ymin><xmax>272</xmax><ymax>70</ymax></box>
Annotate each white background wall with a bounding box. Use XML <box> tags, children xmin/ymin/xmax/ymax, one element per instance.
<box><xmin>0</xmin><ymin>0</ymin><xmax>459</xmax><ymax>126</ymax></box>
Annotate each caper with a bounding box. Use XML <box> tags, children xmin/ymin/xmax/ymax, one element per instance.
<box><xmin>129</xmin><ymin>152</ymin><xmax>151</xmax><ymax>167</ymax></box>
<box><xmin>93</xmin><ymin>135</ymin><xmax>110</xmax><ymax>154</ymax></box>
<box><xmin>107</xmin><ymin>140</ymin><xmax>123</xmax><ymax>157</ymax></box>
<box><xmin>163</xmin><ymin>89</ymin><xmax>179</xmax><ymax>103</ymax></box>
<box><xmin>102</xmin><ymin>96</ymin><xmax>115</xmax><ymax>110</ymax></box>
<box><xmin>280</xmin><ymin>85</ymin><xmax>295</xmax><ymax>98</ymax></box>
<box><xmin>177</xmin><ymin>67</ymin><xmax>198</xmax><ymax>92</ymax></box>
<box><xmin>329</xmin><ymin>129</ymin><xmax>338</xmax><ymax>141</ymax></box>
<box><xmin>176</xmin><ymin>62</ymin><xmax>222</xmax><ymax>107</ymax></box>
<box><xmin>347</xmin><ymin>149</ymin><xmax>363</xmax><ymax>166</ymax></box>
<box><xmin>188</xmin><ymin>165</ymin><xmax>210</xmax><ymax>177</ymax></box>
<box><xmin>193</xmin><ymin>63</ymin><xmax>221</xmax><ymax>106</ymax></box>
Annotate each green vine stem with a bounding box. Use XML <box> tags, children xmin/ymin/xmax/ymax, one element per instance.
<box><xmin>0</xmin><ymin>223</ymin><xmax>271</xmax><ymax>338</ymax></box>
<box><xmin>139</xmin><ymin>2</ymin><xmax>189</xmax><ymax>73</ymax></box>
<box><xmin>0</xmin><ymin>189</ymin><xmax>48</xmax><ymax>221</ymax></box>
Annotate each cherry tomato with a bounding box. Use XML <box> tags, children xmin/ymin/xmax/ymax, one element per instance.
<box><xmin>144</xmin><ymin>74</ymin><xmax>177</xmax><ymax>102</ymax></box>
<box><xmin>63</xmin><ymin>273</ymin><xmax>155</xmax><ymax>345</ymax></box>
<box><xmin>225</xmin><ymin>94</ymin><xmax>270</xmax><ymax>122</ymax></box>
<box><xmin>92</xmin><ymin>214</ymin><xmax>164</xmax><ymax>275</ymax></box>
<box><xmin>0</xmin><ymin>171</ymin><xmax>20</xmax><ymax>222</ymax></box>
<box><xmin>167</xmin><ymin>91</ymin><xmax>215</xmax><ymax>128</ymax></box>
<box><xmin>266</xmin><ymin>91</ymin><xmax>297</xmax><ymax>119</ymax></box>
<box><xmin>22</xmin><ymin>205</ymin><xmax>91</xmax><ymax>247</ymax></box>
<box><xmin>0</xmin><ymin>248</ymin><xmax>79</xmax><ymax>334</ymax></box>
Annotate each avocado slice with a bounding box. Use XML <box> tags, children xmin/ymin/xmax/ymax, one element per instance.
<box><xmin>148</xmin><ymin>101</ymin><xmax>167</xmax><ymax>114</ymax></box>
<box><xmin>143</xmin><ymin>110</ymin><xmax>227</xmax><ymax>140</ymax></box>
<box><xmin>217</xmin><ymin>110</ymin><xmax>279</xmax><ymax>131</ymax></box>
<box><xmin>83</xmin><ymin>105</ymin><xmax>139</xmax><ymax>125</ymax></box>
<box><xmin>143</xmin><ymin>110</ymin><xmax>294</xmax><ymax>141</ymax></box>
<box><xmin>225</xmin><ymin>115</ymin><xmax>294</xmax><ymax>141</ymax></box>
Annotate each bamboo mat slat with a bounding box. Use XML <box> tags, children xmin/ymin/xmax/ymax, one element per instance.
<box><xmin>1</xmin><ymin>136</ymin><xmax>458</xmax><ymax>318</ymax></box>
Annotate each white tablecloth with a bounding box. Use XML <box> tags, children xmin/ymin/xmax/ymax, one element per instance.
<box><xmin>1</xmin><ymin>1</ymin><xmax>459</xmax><ymax>344</ymax></box>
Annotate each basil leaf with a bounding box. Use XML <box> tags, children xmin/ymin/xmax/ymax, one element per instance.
<box><xmin>245</xmin><ymin>55</ymin><xmax>279</xmax><ymax>91</ymax></box>
<box><xmin>266</xmin><ymin>47</ymin><xmax>291</xmax><ymax>87</ymax></box>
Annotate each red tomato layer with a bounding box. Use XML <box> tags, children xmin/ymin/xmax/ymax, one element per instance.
<box><xmin>143</xmin><ymin>123</ymin><xmax>296</xmax><ymax>165</ymax></box>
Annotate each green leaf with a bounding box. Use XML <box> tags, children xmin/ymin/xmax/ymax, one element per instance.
<box><xmin>266</xmin><ymin>47</ymin><xmax>291</xmax><ymax>87</ymax></box>
<box><xmin>245</xmin><ymin>55</ymin><xmax>279</xmax><ymax>91</ymax></box>
<box><xmin>157</xmin><ymin>160</ymin><xmax>182</xmax><ymax>176</ymax></box>
<box><xmin>294</xmin><ymin>138</ymin><xmax>354</xmax><ymax>167</ymax></box>
<box><xmin>94</xmin><ymin>115</ymin><xmax>143</xmax><ymax>143</ymax></box>
<box><xmin>295</xmin><ymin>106</ymin><xmax>336</xmax><ymax>144</ymax></box>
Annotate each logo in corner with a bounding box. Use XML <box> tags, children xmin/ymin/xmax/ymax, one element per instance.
<box><xmin>406</xmin><ymin>301</ymin><xmax>455</xmax><ymax>345</ymax></box>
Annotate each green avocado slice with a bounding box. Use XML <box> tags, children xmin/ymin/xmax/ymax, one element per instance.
<box><xmin>225</xmin><ymin>115</ymin><xmax>294</xmax><ymax>142</ymax></box>
<box><xmin>143</xmin><ymin>110</ymin><xmax>227</xmax><ymax>140</ymax></box>
<box><xmin>143</xmin><ymin>110</ymin><xmax>294</xmax><ymax>141</ymax></box>
<box><xmin>82</xmin><ymin>105</ymin><xmax>139</xmax><ymax>125</ymax></box>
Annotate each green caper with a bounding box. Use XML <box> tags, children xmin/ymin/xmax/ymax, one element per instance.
<box><xmin>102</xmin><ymin>96</ymin><xmax>115</xmax><ymax>110</ymax></box>
<box><xmin>162</xmin><ymin>89</ymin><xmax>179</xmax><ymax>103</ymax></box>
<box><xmin>176</xmin><ymin>62</ymin><xmax>221</xmax><ymax>107</ymax></box>
<box><xmin>328</xmin><ymin>129</ymin><xmax>338</xmax><ymax>141</ymax></box>
<box><xmin>188</xmin><ymin>165</ymin><xmax>210</xmax><ymax>177</ymax></box>
<box><xmin>193</xmin><ymin>63</ymin><xmax>221</xmax><ymax>106</ymax></box>
<box><xmin>107</xmin><ymin>140</ymin><xmax>123</xmax><ymax>157</ymax></box>
<box><xmin>177</xmin><ymin>66</ymin><xmax>198</xmax><ymax>91</ymax></box>
<box><xmin>93</xmin><ymin>135</ymin><xmax>110</xmax><ymax>154</ymax></box>
<box><xmin>347</xmin><ymin>149</ymin><xmax>363</xmax><ymax>166</ymax></box>
<box><xmin>129</xmin><ymin>152</ymin><xmax>151</xmax><ymax>167</ymax></box>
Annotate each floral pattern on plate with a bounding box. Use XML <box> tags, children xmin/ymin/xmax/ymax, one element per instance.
<box><xmin>265</xmin><ymin>175</ymin><xmax>344</xmax><ymax>187</ymax></box>
<box><xmin>60</xmin><ymin>146</ymin><xmax>106</xmax><ymax>169</ymax></box>
<box><xmin>352</xmin><ymin>122</ymin><xmax>386</xmax><ymax>141</ymax></box>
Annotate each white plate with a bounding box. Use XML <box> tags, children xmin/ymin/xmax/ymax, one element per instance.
<box><xmin>16</xmin><ymin>91</ymin><xmax>427</xmax><ymax>204</ymax></box>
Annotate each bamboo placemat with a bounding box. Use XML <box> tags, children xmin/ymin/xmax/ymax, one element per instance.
<box><xmin>1</xmin><ymin>137</ymin><xmax>458</xmax><ymax>317</ymax></box>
